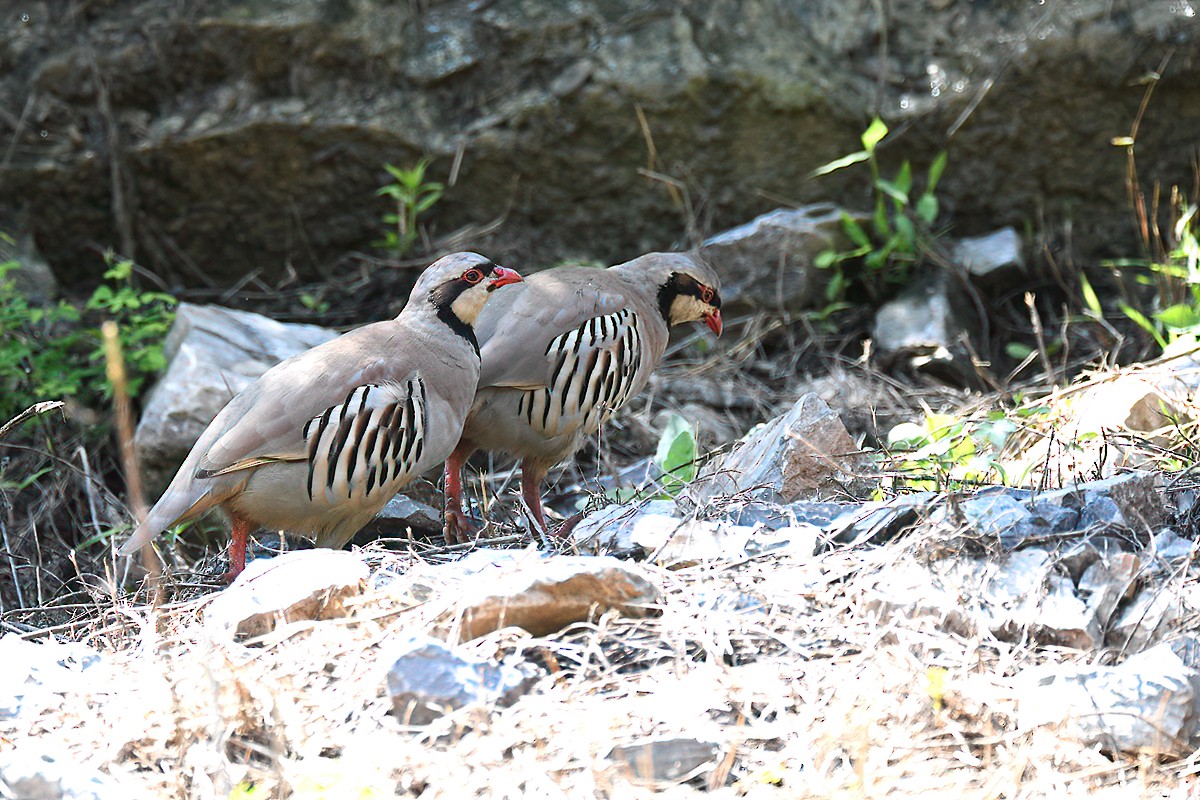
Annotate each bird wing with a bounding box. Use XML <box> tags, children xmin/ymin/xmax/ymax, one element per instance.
<box><xmin>474</xmin><ymin>268</ymin><xmax>631</xmax><ymax>390</ymax></box>
<box><xmin>195</xmin><ymin>323</ymin><xmax>417</xmax><ymax>476</ymax></box>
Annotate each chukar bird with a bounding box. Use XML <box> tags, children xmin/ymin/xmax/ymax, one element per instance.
<box><xmin>443</xmin><ymin>251</ymin><xmax>722</xmax><ymax>542</ymax></box>
<box><xmin>118</xmin><ymin>252</ymin><xmax>522</xmax><ymax>578</ymax></box>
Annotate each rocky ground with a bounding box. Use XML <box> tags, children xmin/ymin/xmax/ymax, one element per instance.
<box><xmin>6</xmin><ymin>342</ymin><xmax>1200</xmax><ymax>797</ymax></box>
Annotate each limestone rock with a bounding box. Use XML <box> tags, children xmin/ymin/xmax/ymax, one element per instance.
<box><xmin>134</xmin><ymin>303</ymin><xmax>337</xmax><ymax>493</ymax></box>
<box><xmin>0</xmin><ymin>746</ymin><xmax>127</xmax><ymax>800</ymax></box>
<box><xmin>205</xmin><ymin>549</ymin><xmax>368</xmax><ymax>640</ymax></box>
<box><xmin>0</xmin><ymin>635</ymin><xmax>101</xmax><ymax>720</ymax></box>
<box><xmin>699</xmin><ymin>204</ymin><xmax>847</xmax><ymax>312</ymax></box>
<box><xmin>9</xmin><ymin>1</ymin><xmax>1196</xmax><ymax>289</ymax></box>
<box><xmin>607</xmin><ymin>737</ymin><xmax>721</xmax><ymax>786</ymax></box>
<box><xmin>1015</xmin><ymin>642</ymin><xmax>1200</xmax><ymax>755</ymax></box>
<box><xmin>452</xmin><ymin>556</ymin><xmax>664</xmax><ymax>641</ymax></box>
<box><xmin>1034</xmin><ymin>471</ymin><xmax>1166</xmax><ymax>533</ymax></box>
<box><xmin>950</xmin><ymin>227</ymin><xmax>1024</xmax><ymax>283</ymax></box>
<box><xmin>386</xmin><ymin>636</ymin><xmax>536</xmax><ymax>725</ymax></box>
<box><xmin>872</xmin><ymin>272</ymin><xmax>979</xmax><ymax>387</ymax></box>
<box><xmin>689</xmin><ymin>393</ymin><xmax>873</xmax><ymax>505</ymax></box>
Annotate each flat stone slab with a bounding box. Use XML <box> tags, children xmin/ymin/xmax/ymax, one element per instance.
<box><xmin>205</xmin><ymin>549</ymin><xmax>369</xmax><ymax>640</ymax></box>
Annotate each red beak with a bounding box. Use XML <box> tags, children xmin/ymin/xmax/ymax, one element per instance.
<box><xmin>488</xmin><ymin>266</ymin><xmax>523</xmax><ymax>289</ymax></box>
<box><xmin>704</xmin><ymin>309</ymin><xmax>723</xmax><ymax>336</ymax></box>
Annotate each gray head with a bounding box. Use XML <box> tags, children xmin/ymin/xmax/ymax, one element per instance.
<box><xmin>406</xmin><ymin>252</ymin><xmax>523</xmax><ymax>328</ymax></box>
<box><xmin>612</xmin><ymin>251</ymin><xmax>723</xmax><ymax>335</ymax></box>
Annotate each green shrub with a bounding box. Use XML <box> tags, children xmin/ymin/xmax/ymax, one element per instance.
<box><xmin>0</xmin><ymin>245</ymin><xmax>176</xmax><ymax>421</ymax></box>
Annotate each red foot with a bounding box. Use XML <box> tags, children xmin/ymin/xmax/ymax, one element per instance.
<box><xmin>444</xmin><ymin>508</ymin><xmax>479</xmax><ymax>545</ymax></box>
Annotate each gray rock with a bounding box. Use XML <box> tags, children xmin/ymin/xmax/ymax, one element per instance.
<box><xmin>1016</xmin><ymin>642</ymin><xmax>1200</xmax><ymax>756</ymax></box>
<box><xmin>958</xmin><ymin>493</ymin><xmax>1036</xmax><ymax>548</ymax></box>
<box><xmin>1034</xmin><ymin>472</ymin><xmax>1166</xmax><ymax>533</ymax></box>
<box><xmin>823</xmin><ymin>493</ymin><xmax>935</xmax><ymax>546</ymax></box>
<box><xmin>607</xmin><ymin>737</ymin><xmax>721</xmax><ymax>786</ymax></box>
<box><xmin>1077</xmin><ymin>552</ymin><xmax>1139</xmax><ymax>630</ymax></box>
<box><xmin>723</xmin><ymin>500</ymin><xmax>797</xmax><ymax>531</ymax></box>
<box><xmin>698</xmin><ymin>204</ymin><xmax>848</xmax><ymax>312</ymax></box>
<box><xmin>454</xmin><ymin>556</ymin><xmax>664</xmax><ymax>640</ymax></box>
<box><xmin>950</xmin><ymin>227</ymin><xmax>1024</xmax><ymax>282</ymax></box>
<box><xmin>0</xmin><ymin>747</ymin><xmax>128</xmax><ymax>800</ymax></box>
<box><xmin>361</xmin><ymin>494</ymin><xmax>443</xmax><ymax>538</ymax></box>
<box><xmin>689</xmin><ymin>393</ymin><xmax>874</xmax><ymax>506</ymax></box>
<box><xmin>1027</xmin><ymin>501</ymin><xmax>1080</xmax><ymax>535</ymax></box>
<box><xmin>205</xmin><ymin>549</ymin><xmax>368</xmax><ymax>641</ymax></box>
<box><xmin>1108</xmin><ymin>586</ymin><xmax>1181</xmax><ymax>652</ymax></box>
<box><xmin>386</xmin><ymin>636</ymin><xmax>536</xmax><ymax>726</ymax></box>
<box><xmin>0</xmin><ymin>231</ymin><xmax>57</xmax><ymax>305</ymax></box>
<box><xmin>134</xmin><ymin>303</ymin><xmax>337</xmax><ymax>494</ymax></box>
<box><xmin>872</xmin><ymin>272</ymin><xmax>978</xmax><ymax>386</ymax></box>
<box><xmin>1057</xmin><ymin>535</ymin><xmax>1135</xmax><ymax>583</ymax></box>
<box><xmin>869</xmin><ymin>547</ymin><xmax>1144</xmax><ymax>650</ymax></box>
<box><xmin>572</xmin><ymin>500</ymin><xmax>682</xmax><ymax>555</ymax></box>
<box><xmin>1152</xmin><ymin>529</ymin><xmax>1196</xmax><ymax>562</ymax></box>
<box><xmin>0</xmin><ymin>635</ymin><xmax>101</xmax><ymax>721</ymax></box>
<box><xmin>8</xmin><ymin>1</ymin><xmax>1197</xmax><ymax>294</ymax></box>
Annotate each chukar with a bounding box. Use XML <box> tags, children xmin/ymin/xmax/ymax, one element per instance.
<box><xmin>444</xmin><ymin>251</ymin><xmax>722</xmax><ymax>542</ymax></box>
<box><xmin>118</xmin><ymin>252</ymin><xmax>522</xmax><ymax>578</ymax></box>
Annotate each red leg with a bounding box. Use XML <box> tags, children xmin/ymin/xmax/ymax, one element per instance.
<box><xmin>444</xmin><ymin>442</ymin><xmax>477</xmax><ymax>544</ymax></box>
<box><xmin>224</xmin><ymin>514</ymin><xmax>251</xmax><ymax>582</ymax></box>
<box><xmin>521</xmin><ymin>462</ymin><xmax>548</xmax><ymax>536</ymax></box>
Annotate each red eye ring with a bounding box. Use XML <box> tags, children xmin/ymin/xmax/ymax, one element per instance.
<box><xmin>463</xmin><ymin>269</ymin><xmax>484</xmax><ymax>284</ymax></box>
<box><xmin>701</xmin><ymin>286</ymin><xmax>714</xmax><ymax>303</ymax></box>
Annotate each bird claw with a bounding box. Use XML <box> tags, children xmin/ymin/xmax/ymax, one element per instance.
<box><xmin>444</xmin><ymin>509</ymin><xmax>479</xmax><ymax>545</ymax></box>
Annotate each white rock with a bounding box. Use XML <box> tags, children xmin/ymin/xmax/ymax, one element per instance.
<box><xmin>0</xmin><ymin>635</ymin><xmax>101</xmax><ymax>720</ymax></box>
<box><xmin>205</xmin><ymin>549</ymin><xmax>369</xmax><ymax>640</ymax></box>
<box><xmin>1016</xmin><ymin>642</ymin><xmax>1200</xmax><ymax>755</ymax></box>
<box><xmin>0</xmin><ymin>746</ymin><xmax>133</xmax><ymax>800</ymax></box>
<box><xmin>950</xmin><ymin>227</ymin><xmax>1024</xmax><ymax>280</ymax></box>
<box><xmin>1109</xmin><ymin>586</ymin><xmax>1181</xmax><ymax>651</ymax></box>
<box><xmin>134</xmin><ymin>303</ymin><xmax>337</xmax><ymax>492</ymax></box>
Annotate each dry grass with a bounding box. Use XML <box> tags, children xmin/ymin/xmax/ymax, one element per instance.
<box><xmin>6</xmin><ymin>516</ymin><xmax>1198</xmax><ymax>798</ymax></box>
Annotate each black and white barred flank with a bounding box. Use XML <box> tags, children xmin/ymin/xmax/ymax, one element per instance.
<box><xmin>517</xmin><ymin>308</ymin><xmax>644</xmax><ymax>437</ymax></box>
<box><xmin>303</xmin><ymin>377</ymin><xmax>428</xmax><ymax>503</ymax></box>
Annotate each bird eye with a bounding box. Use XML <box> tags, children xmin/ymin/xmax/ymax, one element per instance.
<box><xmin>701</xmin><ymin>286</ymin><xmax>714</xmax><ymax>303</ymax></box>
<box><xmin>462</xmin><ymin>269</ymin><xmax>484</xmax><ymax>284</ymax></box>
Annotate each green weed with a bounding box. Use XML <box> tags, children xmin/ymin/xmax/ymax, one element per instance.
<box><xmin>376</xmin><ymin>159</ymin><xmax>444</xmax><ymax>256</ymax></box>
<box><xmin>812</xmin><ymin>118</ymin><xmax>947</xmax><ymax>320</ymax></box>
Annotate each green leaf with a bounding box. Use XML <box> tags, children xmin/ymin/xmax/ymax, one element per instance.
<box><xmin>1155</xmin><ymin>303</ymin><xmax>1200</xmax><ymax>330</ymax></box>
<box><xmin>875</xmin><ymin>178</ymin><xmax>909</xmax><ymax>206</ymax></box>
<box><xmin>892</xmin><ymin>216</ymin><xmax>915</xmax><ymax>252</ymax></box>
<box><xmin>861</xmin><ymin>117</ymin><xmax>889</xmax><ymax>153</ymax></box>
<box><xmin>841</xmin><ymin>214</ymin><xmax>872</xmax><ymax>248</ymax></box>
<box><xmin>926</xmin><ymin>151</ymin><xmax>948</xmax><ymax>192</ymax></box>
<box><xmin>811</xmin><ymin>150</ymin><xmax>870</xmax><ymax>177</ymax></box>
<box><xmin>916</xmin><ymin>193</ymin><xmax>939</xmax><ymax>224</ymax></box>
<box><xmin>1005</xmin><ymin>342</ymin><xmax>1034</xmax><ymax>359</ymax></box>
<box><xmin>1079</xmin><ymin>273</ymin><xmax>1103</xmax><ymax>316</ymax></box>
<box><xmin>814</xmin><ymin>250</ymin><xmax>838</xmax><ymax>269</ymax></box>
<box><xmin>1119</xmin><ymin>301</ymin><xmax>1167</xmax><ymax>349</ymax></box>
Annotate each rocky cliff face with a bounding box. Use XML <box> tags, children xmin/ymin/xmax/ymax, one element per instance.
<box><xmin>2</xmin><ymin>0</ymin><xmax>1197</xmax><ymax>288</ymax></box>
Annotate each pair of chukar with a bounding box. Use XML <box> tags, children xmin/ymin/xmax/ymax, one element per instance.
<box><xmin>118</xmin><ymin>252</ymin><xmax>522</xmax><ymax>578</ymax></box>
<box><xmin>444</xmin><ymin>251</ymin><xmax>722</xmax><ymax>542</ymax></box>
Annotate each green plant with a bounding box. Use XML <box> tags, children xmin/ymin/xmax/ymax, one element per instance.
<box><xmin>376</xmin><ymin>159</ymin><xmax>444</xmax><ymax>256</ymax></box>
<box><xmin>812</xmin><ymin>118</ymin><xmax>947</xmax><ymax>317</ymax></box>
<box><xmin>654</xmin><ymin>412</ymin><xmax>699</xmax><ymax>496</ymax></box>
<box><xmin>884</xmin><ymin>407</ymin><xmax>1043</xmax><ymax>492</ymax></box>
<box><xmin>0</xmin><ymin>246</ymin><xmax>176</xmax><ymax>421</ymax></box>
<box><xmin>1105</xmin><ymin>200</ymin><xmax>1200</xmax><ymax>350</ymax></box>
